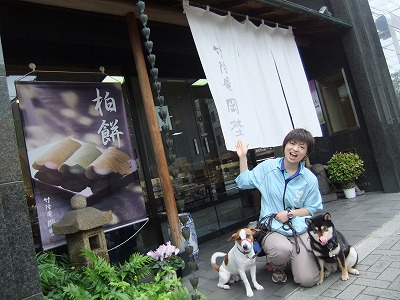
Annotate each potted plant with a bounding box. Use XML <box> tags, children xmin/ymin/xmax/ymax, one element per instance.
<box><xmin>147</xmin><ymin>241</ymin><xmax>186</xmax><ymax>279</ymax></box>
<box><xmin>327</xmin><ymin>152</ymin><xmax>365</xmax><ymax>198</ymax></box>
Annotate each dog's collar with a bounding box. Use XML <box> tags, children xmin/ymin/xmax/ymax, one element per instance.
<box><xmin>236</xmin><ymin>245</ymin><xmax>254</xmax><ymax>259</ymax></box>
<box><xmin>327</xmin><ymin>240</ymin><xmax>338</xmax><ymax>257</ymax></box>
<box><xmin>327</xmin><ymin>240</ymin><xmax>338</xmax><ymax>250</ymax></box>
<box><xmin>237</xmin><ymin>245</ymin><xmax>251</xmax><ymax>255</ymax></box>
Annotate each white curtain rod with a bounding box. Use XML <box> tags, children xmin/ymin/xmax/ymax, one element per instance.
<box><xmin>183</xmin><ymin>0</ymin><xmax>293</xmax><ymax>29</ymax></box>
<box><xmin>14</xmin><ymin>64</ymin><xmax>114</xmax><ymax>82</ymax></box>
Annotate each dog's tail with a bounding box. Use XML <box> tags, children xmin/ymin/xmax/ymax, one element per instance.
<box><xmin>211</xmin><ymin>251</ymin><xmax>226</xmax><ymax>272</ymax></box>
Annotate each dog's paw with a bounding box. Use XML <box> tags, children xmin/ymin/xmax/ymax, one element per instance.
<box><xmin>254</xmin><ymin>283</ymin><xmax>264</xmax><ymax>291</ymax></box>
<box><xmin>324</xmin><ymin>270</ymin><xmax>332</xmax><ymax>278</ymax></box>
<box><xmin>246</xmin><ymin>290</ymin><xmax>254</xmax><ymax>297</ymax></box>
<box><xmin>341</xmin><ymin>274</ymin><xmax>349</xmax><ymax>281</ymax></box>
<box><xmin>317</xmin><ymin>280</ymin><xmax>324</xmax><ymax>285</ymax></box>
<box><xmin>231</xmin><ymin>274</ymin><xmax>241</xmax><ymax>282</ymax></box>
<box><xmin>349</xmin><ymin>268</ymin><xmax>359</xmax><ymax>275</ymax></box>
<box><xmin>217</xmin><ymin>283</ymin><xmax>230</xmax><ymax>290</ymax></box>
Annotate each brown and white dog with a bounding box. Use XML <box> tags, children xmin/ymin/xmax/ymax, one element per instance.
<box><xmin>211</xmin><ymin>228</ymin><xmax>264</xmax><ymax>297</ymax></box>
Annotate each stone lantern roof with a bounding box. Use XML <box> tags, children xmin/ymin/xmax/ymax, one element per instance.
<box><xmin>52</xmin><ymin>194</ymin><xmax>112</xmax><ymax>235</ymax></box>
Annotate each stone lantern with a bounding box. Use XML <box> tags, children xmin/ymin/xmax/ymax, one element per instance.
<box><xmin>52</xmin><ymin>194</ymin><xmax>113</xmax><ymax>267</ymax></box>
<box><xmin>310</xmin><ymin>163</ymin><xmax>337</xmax><ymax>202</ymax></box>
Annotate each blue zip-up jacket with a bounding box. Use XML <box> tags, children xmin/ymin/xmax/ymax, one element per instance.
<box><xmin>235</xmin><ymin>157</ymin><xmax>323</xmax><ymax>236</ymax></box>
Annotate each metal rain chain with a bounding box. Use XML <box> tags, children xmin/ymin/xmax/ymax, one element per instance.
<box><xmin>136</xmin><ymin>1</ymin><xmax>200</xmax><ymax>298</ymax></box>
<box><xmin>136</xmin><ymin>0</ymin><xmax>182</xmax><ymax>198</ymax></box>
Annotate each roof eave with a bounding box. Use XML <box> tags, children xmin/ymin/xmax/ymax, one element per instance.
<box><xmin>257</xmin><ymin>0</ymin><xmax>352</xmax><ymax>29</ymax></box>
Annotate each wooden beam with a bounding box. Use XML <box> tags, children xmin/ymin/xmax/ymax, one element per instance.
<box><xmin>125</xmin><ymin>12</ymin><xmax>181</xmax><ymax>248</ymax></box>
<box><xmin>21</xmin><ymin>0</ymin><xmax>188</xmax><ymax>26</ymax></box>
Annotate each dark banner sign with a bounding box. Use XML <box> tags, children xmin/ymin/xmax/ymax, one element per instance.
<box><xmin>16</xmin><ymin>82</ymin><xmax>147</xmax><ymax>250</ymax></box>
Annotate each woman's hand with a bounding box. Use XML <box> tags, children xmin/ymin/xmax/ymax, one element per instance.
<box><xmin>236</xmin><ymin>140</ymin><xmax>249</xmax><ymax>173</ymax></box>
<box><xmin>275</xmin><ymin>210</ymin><xmax>290</xmax><ymax>223</ymax></box>
<box><xmin>236</xmin><ymin>140</ymin><xmax>248</xmax><ymax>158</ymax></box>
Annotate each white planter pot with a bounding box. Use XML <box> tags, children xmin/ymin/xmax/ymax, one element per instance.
<box><xmin>343</xmin><ymin>187</ymin><xmax>356</xmax><ymax>199</ymax></box>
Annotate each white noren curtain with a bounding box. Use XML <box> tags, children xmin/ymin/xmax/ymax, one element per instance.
<box><xmin>183</xmin><ymin>4</ymin><xmax>322</xmax><ymax>150</ymax></box>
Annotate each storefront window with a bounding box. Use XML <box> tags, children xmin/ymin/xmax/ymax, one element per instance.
<box><xmin>316</xmin><ymin>69</ymin><xmax>359</xmax><ymax>133</ymax></box>
<box><xmin>133</xmin><ymin>77</ymin><xmax>261</xmax><ymax>243</ymax></box>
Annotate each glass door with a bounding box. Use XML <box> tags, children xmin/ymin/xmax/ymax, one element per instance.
<box><xmin>190</xmin><ymin>97</ymin><xmax>259</xmax><ymax>238</ymax></box>
<box><xmin>136</xmin><ymin>78</ymin><xmax>260</xmax><ymax>243</ymax></box>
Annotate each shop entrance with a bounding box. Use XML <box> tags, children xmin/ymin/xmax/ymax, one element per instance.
<box><xmin>139</xmin><ymin>79</ymin><xmax>262</xmax><ymax>243</ymax></box>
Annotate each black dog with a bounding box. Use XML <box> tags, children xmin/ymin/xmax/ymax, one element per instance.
<box><xmin>305</xmin><ymin>212</ymin><xmax>359</xmax><ymax>285</ymax></box>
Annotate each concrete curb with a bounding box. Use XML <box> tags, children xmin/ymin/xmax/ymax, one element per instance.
<box><xmin>355</xmin><ymin>212</ymin><xmax>400</xmax><ymax>261</ymax></box>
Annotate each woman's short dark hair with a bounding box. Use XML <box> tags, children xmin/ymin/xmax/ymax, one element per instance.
<box><xmin>282</xmin><ymin>128</ymin><xmax>316</xmax><ymax>155</ymax></box>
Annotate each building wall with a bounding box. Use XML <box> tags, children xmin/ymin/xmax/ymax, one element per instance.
<box><xmin>299</xmin><ymin>35</ymin><xmax>383</xmax><ymax>192</ymax></box>
<box><xmin>330</xmin><ymin>0</ymin><xmax>400</xmax><ymax>193</ymax></box>
<box><xmin>0</xmin><ymin>37</ymin><xmax>43</xmax><ymax>299</ymax></box>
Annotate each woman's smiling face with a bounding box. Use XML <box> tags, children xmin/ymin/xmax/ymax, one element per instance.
<box><xmin>284</xmin><ymin>140</ymin><xmax>308</xmax><ymax>164</ymax></box>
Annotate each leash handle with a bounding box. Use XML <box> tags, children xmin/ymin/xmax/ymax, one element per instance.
<box><xmin>286</xmin><ymin>221</ymin><xmax>313</xmax><ymax>254</ymax></box>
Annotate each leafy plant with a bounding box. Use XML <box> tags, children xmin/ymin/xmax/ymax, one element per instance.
<box><xmin>327</xmin><ymin>152</ymin><xmax>365</xmax><ymax>189</ymax></box>
<box><xmin>119</xmin><ymin>252</ymin><xmax>153</xmax><ymax>284</ymax></box>
<box><xmin>36</xmin><ymin>251</ymin><xmax>81</xmax><ymax>298</ymax></box>
<box><xmin>147</xmin><ymin>242</ymin><xmax>186</xmax><ymax>276</ymax></box>
<box><xmin>36</xmin><ymin>249</ymin><xmax>201</xmax><ymax>300</ymax></box>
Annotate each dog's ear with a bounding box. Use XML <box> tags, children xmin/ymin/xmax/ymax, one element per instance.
<box><xmin>324</xmin><ymin>212</ymin><xmax>332</xmax><ymax>221</ymax></box>
<box><xmin>228</xmin><ymin>231</ymin><xmax>238</xmax><ymax>241</ymax></box>
<box><xmin>305</xmin><ymin>218</ymin><xmax>312</xmax><ymax>226</ymax></box>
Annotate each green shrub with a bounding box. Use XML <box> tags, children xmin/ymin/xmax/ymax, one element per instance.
<box><xmin>327</xmin><ymin>152</ymin><xmax>365</xmax><ymax>189</ymax></box>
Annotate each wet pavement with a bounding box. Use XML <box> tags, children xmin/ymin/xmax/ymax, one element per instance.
<box><xmin>182</xmin><ymin>192</ymin><xmax>400</xmax><ymax>299</ymax></box>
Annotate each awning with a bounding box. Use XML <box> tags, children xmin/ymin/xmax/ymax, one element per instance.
<box><xmin>20</xmin><ymin>0</ymin><xmax>351</xmax><ymax>37</ymax></box>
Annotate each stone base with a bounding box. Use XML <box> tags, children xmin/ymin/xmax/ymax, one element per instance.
<box><xmin>66</xmin><ymin>227</ymin><xmax>110</xmax><ymax>267</ymax></box>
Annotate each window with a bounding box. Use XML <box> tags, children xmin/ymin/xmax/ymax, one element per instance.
<box><xmin>316</xmin><ymin>69</ymin><xmax>359</xmax><ymax>133</ymax></box>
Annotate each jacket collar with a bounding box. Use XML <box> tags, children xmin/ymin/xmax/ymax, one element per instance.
<box><xmin>278</xmin><ymin>157</ymin><xmax>304</xmax><ymax>178</ymax></box>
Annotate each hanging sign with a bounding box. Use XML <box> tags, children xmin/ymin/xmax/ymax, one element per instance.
<box><xmin>16</xmin><ymin>81</ymin><xmax>147</xmax><ymax>250</ymax></box>
<box><xmin>183</xmin><ymin>3</ymin><xmax>322</xmax><ymax>150</ymax></box>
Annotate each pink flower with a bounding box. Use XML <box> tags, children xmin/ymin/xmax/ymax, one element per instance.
<box><xmin>147</xmin><ymin>242</ymin><xmax>185</xmax><ymax>273</ymax></box>
<box><xmin>147</xmin><ymin>241</ymin><xmax>180</xmax><ymax>261</ymax></box>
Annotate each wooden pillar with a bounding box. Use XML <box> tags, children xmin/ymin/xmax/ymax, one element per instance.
<box><xmin>126</xmin><ymin>12</ymin><xmax>181</xmax><ymax>248</ymax></box>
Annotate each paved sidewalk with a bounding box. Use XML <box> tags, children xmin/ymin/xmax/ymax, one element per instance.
<box><xmin>286</xmin><ymin>210</ymin><xmax>400</xmax><ymax>300</ymax></box>
<box><xmin>182</xmin><ymin>192</ymin><xmax>400</xmax><ymax>299</ymax></box>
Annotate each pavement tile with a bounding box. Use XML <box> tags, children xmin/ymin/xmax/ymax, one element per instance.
<box><xmin>367</xmin><ymin>260</ymin><xmax>392</xmax><ymax>273</ymax></box>
<box><xmin>357</xmin><ymin>270</ymin><xmax>379</xmax><ymax>279</ymax></box>
<box><xmin>354</xmin><ymin>264</ymin><xmax>369</xmax><ymax>271</ymax></box>
<box><xmin>321</xmin><ymin>288</ymin><xmax>342</xmax><ymax>298</ymax></box>
<box><xmin>390</xmin><ymin>261</ymin><xmax>400</xmax><ymax>268</ymax></box>
<box><xmin>354</xmin><ymin>295</ymin><xmax>377</xmax><ymax>300</ymax></box>
<box><xmin>182</xmin><ymin>193</ymin><xmax>400</xmax><ymax>299</ymax></box>
<box><xmin>285</xmin><ymin>292</ymin><xmax>319</xmax><ymax>300</ymax></box>
<box><xmin>377</xmin><ymin>267</ymin><xmax>400</xmax><ymax>281</ymax></box>
<box><xmin>354</xmin><ymin>277</ymin><xmax>390</xmax><ymax>288</ymax></box>
<box><xmin>388</xmin><ymin>277</ymin><xmax>400</xmax><ymax>291</ymax></box>
<box><xmin>336</xmin><ymin>284</ymin><xmax>366</xmax><ymax>300</ymax></box>
<box><xmin>359</xmin><ymin>254</ymin><xmax>382</xmax><ymax>266</ymax></box>
<box><xmin>271</xmin><ymin>281</ymin><xmax>299</xmax><ymax>298</ymax></box>
<box><xmin>326</xmin><ymin>276</ymin><xmax>357</xmax><ymax>291</ymax></box>
<box><xmin>392</xmin><ymin>242</ymin><xmax>400</xmax><ymax>251</ymax></box>
<box><xmin>372</xmin><ymin>249</ymin><xmax>400</xmax><ymax>257</ymax></box>
<box><xmin>363</xmin><ymin>286</ymin><xmax>400</xmax><ymax>299</ymax></box>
